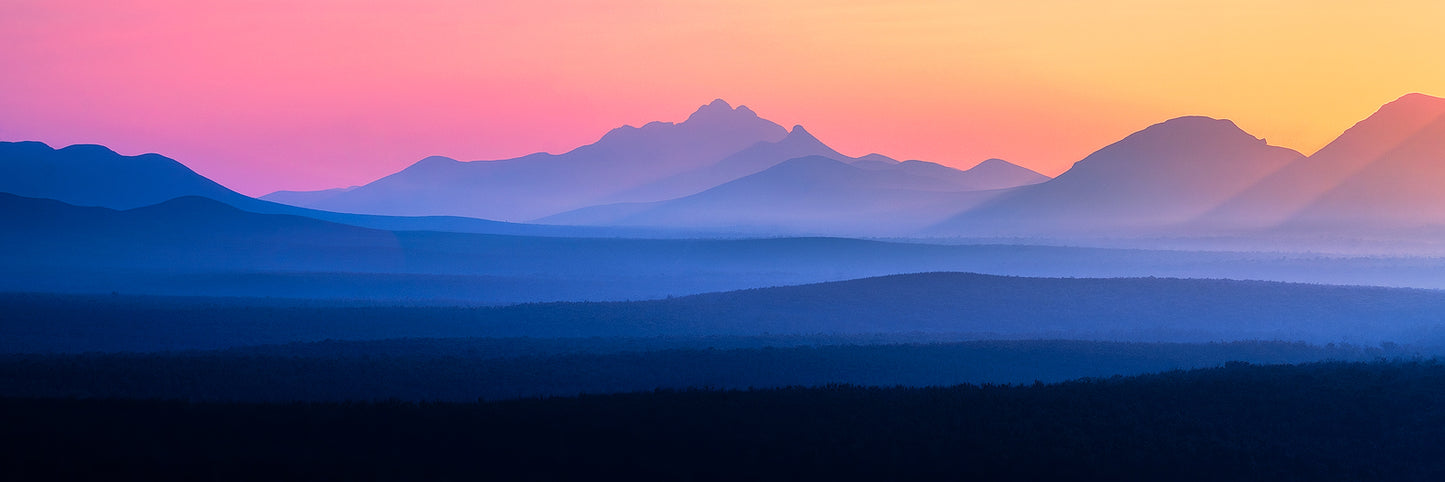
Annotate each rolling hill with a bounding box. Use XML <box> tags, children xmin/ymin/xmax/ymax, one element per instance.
<box><xmin>0</xmin><ymin>141</ymin><xmax>253</xmax><ymax>209</ymax></box>
<box><xmin>11</xmin><ymin>192</ymin><xmax>1445</xmax><ymax>302</ymax></box>
<box><xmin>0</xmin><ymin>140</ymin><xmax>668</xmax><ymax>237</ymax></box>
<box><xmin>893</xmin><ymin>157</ymin><xmax>1050</xmax><ymax>191</ymax></box>
<box><xmin>6</xmin><ymin>272</ymin><xmax>1445</xmax><ymax>353</ymax></box>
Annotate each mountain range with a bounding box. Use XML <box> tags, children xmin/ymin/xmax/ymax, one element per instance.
<box><xmin>265</xmin><ymin>100</ymin><xmax>790</xmax><ymax>221</ymax></box>
<box><xmin>260</xmin><ymin>99</ymin><xmax>1049</xmax><ymax>228</ymax></box>
<box><xmin>0</xmin><ymin>141</ymin><xmax>674</xmax><ymax>238</ymax></box>
<box><xmin>934</xmin><ymin>93</ymin><xmax>1445</xmax><ymax>237</ymax></box>
<box><xmin>3</xmin><ymin>93</ymin><xmax>1444</xmax><ymax>240</ymax></box>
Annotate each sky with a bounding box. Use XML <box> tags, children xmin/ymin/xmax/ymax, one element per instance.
<box><xmin>2</xmin><ymin>0</ymin><xmax>1443</xmax><ymax>196</ymax></box>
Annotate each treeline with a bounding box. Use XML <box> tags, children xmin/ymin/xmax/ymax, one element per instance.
<box><xmin>5</xmin><ymin>360</ymin><xmax>1445</xmax><ymax>481</ymax></box>
<box><xmin>0</xmin><ymin>340</ymin><xmax>1401</xmax><ymax>401</ymax></box>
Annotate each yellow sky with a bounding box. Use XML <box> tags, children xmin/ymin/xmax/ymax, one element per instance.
<box><xmin>3</xmin><ymin>0</ymin><xmax>1442</xmax><ymax>192</ymax></box>
<box><xmin>682</xmin><ymin>0</ymin><xmax>1445</xmax><ymax>170</ymax></box>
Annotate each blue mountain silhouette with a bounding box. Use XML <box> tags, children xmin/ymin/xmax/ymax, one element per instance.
<box><xmin>263</xmin><ymin>99</ymin><xmax>790</xmax><ymax>221</ymax></box>
<box><xmin>0</xmin><ymin>141</ymin><xmax>661</xmax><ymax>237</ymax></box>
<box><xmin>540</xmin><ymin>155</ymin><xmax>1023</xmax><ymax>235</ymax></box>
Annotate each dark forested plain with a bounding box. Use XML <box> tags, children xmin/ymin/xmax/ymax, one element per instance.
<box><xmin>0</xmin><ymin>339</ymin><xmax>1399</xmax><ymax>402</ymax></box>
<box><xmin>6</xmin><ymin>361</ymin><xmax>1445</xmax><ymax>481</ymax></box>
<box><xmin>6</xmin><ymin>272</ymin><xmax>1445</xmax><ymax>479</ymax></box>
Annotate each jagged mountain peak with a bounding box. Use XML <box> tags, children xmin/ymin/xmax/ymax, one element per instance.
<box><xmin>781</xmin><ymin>124</ymin><xmax>823</xmax><ymax>143</ymax></box>
<box><xmin>684</xmin><ymin>98</ymin><xmax>762</xmax><ymax>123</ymax></box>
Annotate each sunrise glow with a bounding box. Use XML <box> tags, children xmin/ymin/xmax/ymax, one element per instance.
<box><xmin>3</xmin><ymin>0</ymin><xmax>1442</xmax><ymax>195</ymax></box>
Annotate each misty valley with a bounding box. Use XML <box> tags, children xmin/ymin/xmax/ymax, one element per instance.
<box><xmin>5</xmin><ymin>94</ymin><xmax>1445</xmax><ymax>480</ymax></box>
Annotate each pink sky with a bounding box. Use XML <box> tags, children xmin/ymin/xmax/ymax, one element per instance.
<box><xmin>3</xmin><ymin>1</ymin><xmax>1443</xmax><ymax>196</ymax></box>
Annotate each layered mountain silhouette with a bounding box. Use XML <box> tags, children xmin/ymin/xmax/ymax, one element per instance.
<box><xmin>1197</xmin><ymin>93</ymin><xmax>1445</xmax><ymax>230</ymax></box>
<box><xmin>850</xmin><ymin>153</ymin><xmax>902</xmax><ymax>169</ymax></box>
<box><xmin>932</xmin><ymin>116</ymin><xmax>1305</xmax><ymax>235</ymax></box>
<box><xmin>0</xmin><ymin>192</ymin><xmax>406</xmax><ymax>273</ymax></box>
<box><xmin>543</xmin><ymin>155</ymin><xmax>1035</xmax><ymax>235</ymax></box>
<box><xmin>599</xmin><ymin>124</ymin><xmax>852</xmax><ymax>203</ymax></box>
<box><xmin>9</xmin><ymin>93</ymin><xmax>1445</xmax><ymax>242</ymax></box>
<box><xmin>14</xmin><ymin>192</ymin><xmax>1445</xmax><ymax>305</ymax></box>
<box><xmin>0</xmin><ymin>141</ymin><xmax>653</xmax><ymax>237</ymax></box>
<box><xmin>265</xmin><ymin>99</ymin><xmax>792</xmax><ymax>221</ymax></box>
<box><xmin>0</xmin><ymin>141</ymin><xmax>254</xmax><ymax>210</ymax></box>
<box><xmin>265</xmin><ymin>100</ymin><xmax>1048</xmax><ymax>223</ymax></box>
<box><xmin>890</xmin><ymin>158</ymin><xmax>1049</xmax><ymax>191</ymax></box>
<box><xmin>263</xmin><ymin>186</ymin><xmax>358</xmax><ymax>206</ymax></box>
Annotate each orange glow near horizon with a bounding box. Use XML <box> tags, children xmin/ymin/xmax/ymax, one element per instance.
<box><xmin>2</xmin><ymin>0</ymin><xmax>1443</xmax><ymax>195</ymax></box>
